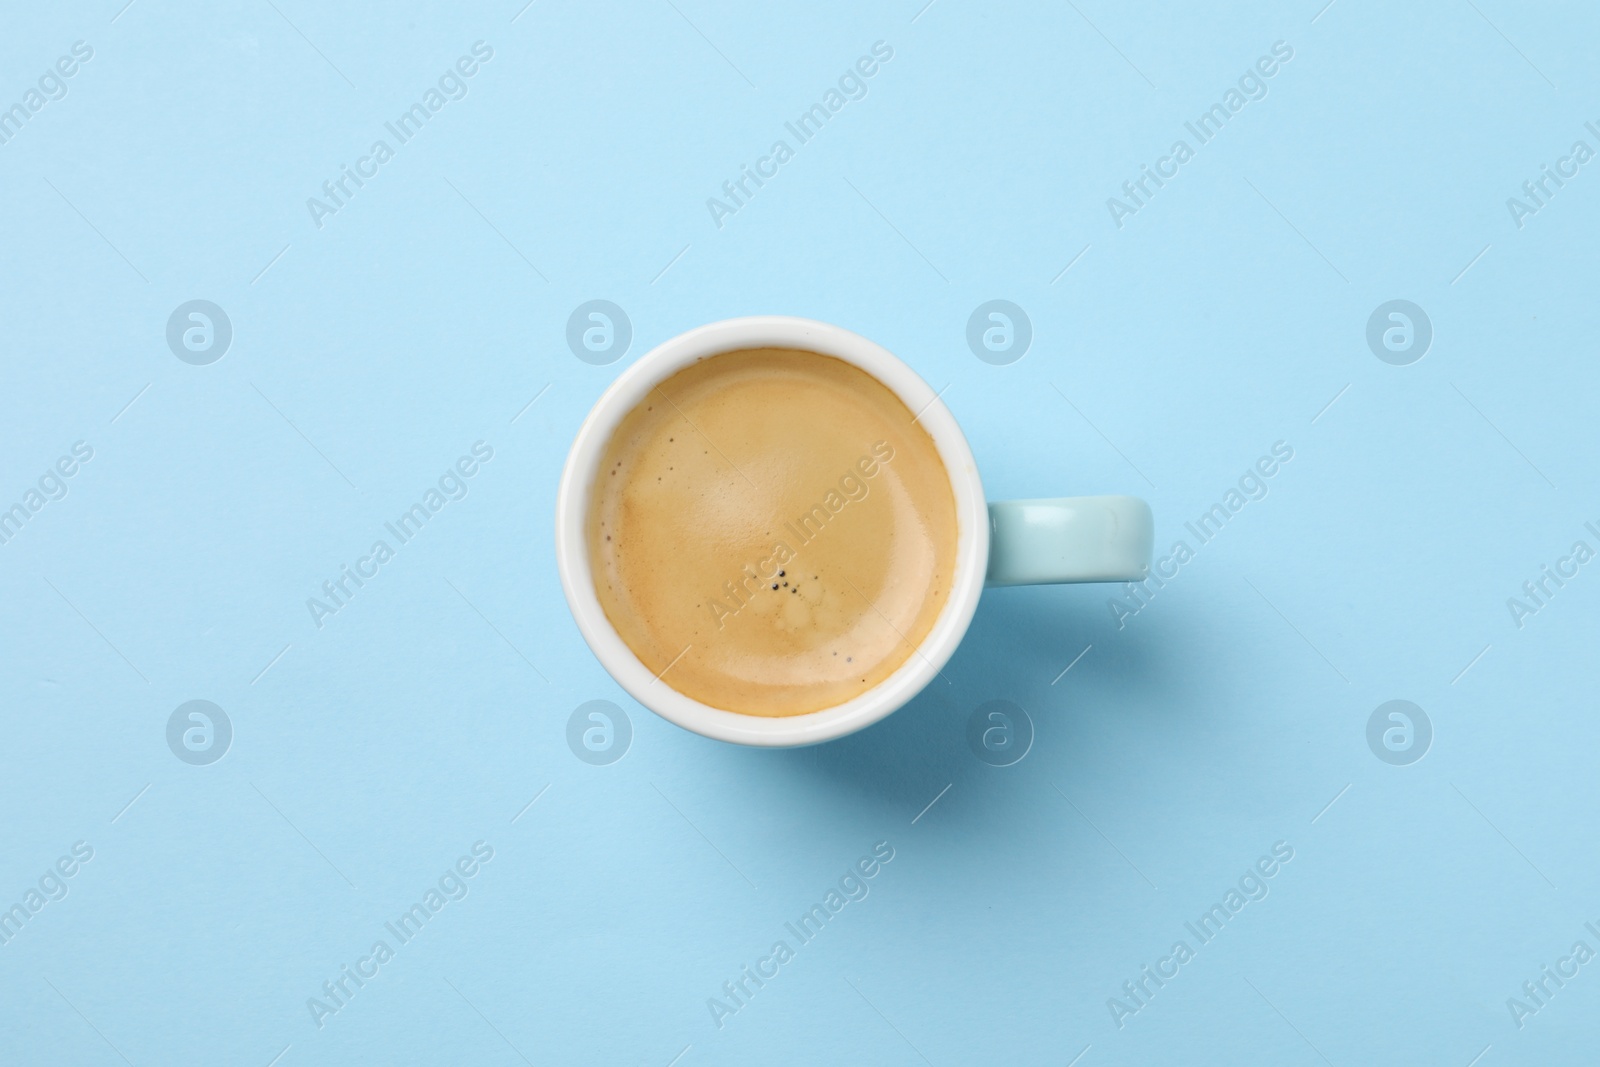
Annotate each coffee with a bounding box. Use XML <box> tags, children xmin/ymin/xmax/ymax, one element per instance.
<box><xmin>586</xmin><ymin>348</ymin><xmax>959</xmax><ymax>716</ymax></box>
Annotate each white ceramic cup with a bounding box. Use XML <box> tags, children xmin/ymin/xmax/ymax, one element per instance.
<box><xmin>556</xmin><ymin>317</ymin><xmax>1152</xmax><ymax>747</ymax></box>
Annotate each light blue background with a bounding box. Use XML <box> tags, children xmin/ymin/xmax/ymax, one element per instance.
<box><xmin>3</xmin><ymin>1</ymin><xmax>1597</xmax><ymax>1064</ymax></box>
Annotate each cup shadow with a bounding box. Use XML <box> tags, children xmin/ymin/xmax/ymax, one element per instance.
<box><xmin>716</xmin><ymin>584</ymin><xmax>1185</xmax><ymax>813</ymax></box>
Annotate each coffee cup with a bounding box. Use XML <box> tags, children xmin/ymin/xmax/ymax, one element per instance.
<box><xmin>556</xmin><ymin>317</ymin><xmax>1152</xmax><ymax>746</ymax></box>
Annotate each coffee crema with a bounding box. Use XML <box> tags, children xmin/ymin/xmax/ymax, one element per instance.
<box><xmin>586</xmin><ymin>348</ymin><xmax>958</xmax><ymax>716</ymax></box>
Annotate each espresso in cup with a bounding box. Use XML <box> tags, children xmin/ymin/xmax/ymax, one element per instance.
<box><xmin>586</xmin><ymin>348</ymin><xmax>958</xmax><ymax>716</ymax></box>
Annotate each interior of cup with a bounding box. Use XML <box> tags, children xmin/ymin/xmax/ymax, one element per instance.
<box><xmin>555</xmin><ymin>316</ymin><xmax>989</xmax><ymax>747</ymax></box>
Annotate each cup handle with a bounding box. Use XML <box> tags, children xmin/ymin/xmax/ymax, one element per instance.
<box><xmin>985</xmin><ymin>496</ymin><xmax>1153</xmax><ymax>586</ymax></box>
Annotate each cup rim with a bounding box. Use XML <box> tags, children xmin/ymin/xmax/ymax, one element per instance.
<box><xmin>554</xmin><ymin>316</ymin><xmax>988</xmax><ymax>746</ymax></box>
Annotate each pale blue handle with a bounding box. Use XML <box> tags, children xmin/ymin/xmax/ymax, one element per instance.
<box><xmin>985</xmin><ymin>496</ymin><xmax>1153</xmax><ymax>586</ymax></box>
